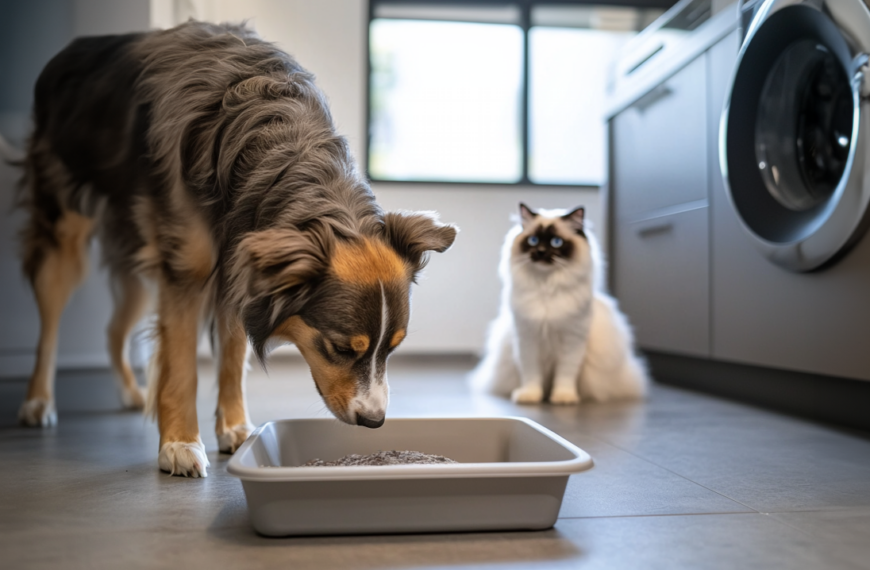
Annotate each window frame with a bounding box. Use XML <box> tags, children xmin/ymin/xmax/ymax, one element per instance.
<box><xmin>365</xmin><ymin>0</ymin><xmax>676</xmax><ymax>187</ymax></box>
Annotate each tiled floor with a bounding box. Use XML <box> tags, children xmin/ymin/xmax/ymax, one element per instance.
<box><xmin>2</xmin><ymin>354</ymin><xmax>869</xmax><ymax>570</ymax></box>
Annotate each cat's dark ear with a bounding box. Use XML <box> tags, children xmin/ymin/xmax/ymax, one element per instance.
<box><xmin>519</xmin><ymin>203</ymin><xmax>537</xmax><ymax>227</ymax></box>
<box><xmin>562</xmin><ymin>206</ymin><xmax>585</xmax><ymax>234</ymax></box>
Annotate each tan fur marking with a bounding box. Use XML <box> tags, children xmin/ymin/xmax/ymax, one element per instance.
<box><xmin>215</xmin><ymin>314</ymin><xmax>251</xmax><ymax>451</ymax></box>
<box><xmin>25</xmin><ymin>211</ymin><xmax>93</xmax><ymax>404</ymax></box>
<box><xmin>274</xmin><ymin>316</ymin><xmax>358</xmax><ymax>421</ymax></box>
<box><xmin>390</xmin><ymin>329</ymin><xmax>406</xmax><ymax>349</ymax></box>
<box><xmin>331</xmin><ymin>239</ymin><xmax>406</xmax><ymax>285</ymax></box>
<box><xmin>131</xmin><ymin>197</ymin><xmax>161</xmax><ymax>276</ymax></box>
<box><xmin>132</xmin><ymin>193</ymin><xmax>215</xmax><ymax>283</ymax></box>
<box><xmin>151</xmin><ymin>283</ymin><xmax>205</xmax><ymax>446</ymax></box>
<box><xmin>108</xmin><ymin>273</ymin><xmax>149</xmax><ymax>408</ymax></box>
<box><xmin>350</xmin><ymin>335</ymin><xmax>370</xmax><ymax>353</ymax></box>
<box><xmin>177</xmin><ymin>210</ymin><xmax>215</xmax><ymax>282</ymax></box>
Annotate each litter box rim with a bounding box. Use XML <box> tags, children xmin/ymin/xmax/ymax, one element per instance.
<box><xmin>227</xmin><ymin>416</ymin><xmax>594</xmax><ymax>482</ymax></box>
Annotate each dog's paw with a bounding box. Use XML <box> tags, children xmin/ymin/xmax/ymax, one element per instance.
<box><xmin>158</xmin><ymin>441</ymin><xmax>209</xmax><ymax>478</ymax></box>
<box><xmin>550</xmin><ymin>386</ymin><xmax>581</xmax><ymax>405</ymax></box>
<box><xmin>511</xmin><ymin>385</ymin><xmax>544</xmax><ymax>405</ymax></box>
<box><xmin>217</xmin><ymin>423</ymin><xmax>253</xmax><ymax>454</ymax></box>
<box><xmin>120</xmin><ymin>385</ymin><xmax>146</xmax><ymax>410</ymax></box>
<box><xmin>18</xmin><ymin>398</ymin><xmax>57</xmax><ymax>427</ymax></box>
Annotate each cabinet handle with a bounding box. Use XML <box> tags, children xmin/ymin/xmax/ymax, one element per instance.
<box><xmin>632</xmin><ymin>84</ymin><xmax>674</xmax><ymax>113</ymax></box>
<box><xmin>637</xmin><ymin>221</ymin><xmax>674</xmax><ymax>237</ymax></box>
<box><xmin>627</xmin><ymin>44</ymin><xmax>664</xmax><ymax>75</ymax></box>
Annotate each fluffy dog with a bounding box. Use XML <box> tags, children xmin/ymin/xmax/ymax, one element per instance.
<box><xmin>16</xmin><ymin>21</ymin><xmax>457</xmax><ymax>477</ymax></box>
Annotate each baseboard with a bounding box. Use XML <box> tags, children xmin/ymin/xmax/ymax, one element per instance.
<box><xmin>0</xmin><ymin>352</ymin><xmax>113</xmax><ymax>380</ymax></box>
<box><xmin>646</xmin><ymin>351</ymin><xmax>870</xmax><ymax>433</ymax></box>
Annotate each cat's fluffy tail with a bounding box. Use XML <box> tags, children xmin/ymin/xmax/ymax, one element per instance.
<box><xmin>579</xmin><ymin>293</ymin><xmax>650</xmax><ymax>401</ymax></box>
<box><xmin>468</xmin><ymin>310</ymin><xmax>520</xmax><ymax>397</ymax></box>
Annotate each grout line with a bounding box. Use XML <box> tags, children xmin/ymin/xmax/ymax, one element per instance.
<box><xmin>582</xmin><ymin>432</ymin><xmax>762</xmax><ymax>514</ymax></box>
<box><xmin>756</xmin><ymin>511</ymin><xmax>869</xmax><ymax>570</ymax></box>
<box><xmin>556</xmin><ymin>511</ymin><xmax>756</xmax><ymax>521</ymax></box>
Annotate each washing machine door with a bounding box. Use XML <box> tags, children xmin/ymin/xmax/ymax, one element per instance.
<box><xmin>721</xmin><ymin>0</ymin><xmax>870</xmax><ymax>271</ymax></box>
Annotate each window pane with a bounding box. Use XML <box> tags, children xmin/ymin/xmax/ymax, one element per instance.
<box><xmin>369</xmin><ymin>19</ymin><xmax>524</xmax><ymax>183</ymax></box>
<box><xmin>529</xmin><ymin>26</ymin><xmax>633</xmax><ymax>186</ymax></box>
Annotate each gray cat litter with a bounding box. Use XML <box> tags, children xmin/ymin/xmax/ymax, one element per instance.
<box><xmin>302</xmin><ymin>450</ymin><xmax>457</xmax><ymax>467</ymax></box>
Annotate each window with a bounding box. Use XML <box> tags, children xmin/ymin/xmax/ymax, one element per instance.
<box><xmin>367</xmin><ymin>2</ymin><xmax>665</xmax><ymax>186</ymax></box>
<box><xmin>369</xmin><ymin>18</ymin><xmax>524</xmax><ymax>183</ymax></box>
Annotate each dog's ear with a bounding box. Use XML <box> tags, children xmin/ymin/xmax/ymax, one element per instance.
<box><xmin>231</xmin><ymin>226</ymin><xmax>331</xmax><ymax>300</ymax></box>
<box><xmin>383</xmin><ymin>211</ymin><xmax>458</xmax><ymax>277</ymax></box>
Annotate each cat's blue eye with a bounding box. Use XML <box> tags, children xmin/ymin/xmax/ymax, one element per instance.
<box><xmin>551</xmin><ymin>237</ymin><xmax>564</xmax><ymax>248</ymax></box>
<box><xmin>527</xmin><ymin>235</ymin><xmax>539</xmax><ymax>246</ymax></box>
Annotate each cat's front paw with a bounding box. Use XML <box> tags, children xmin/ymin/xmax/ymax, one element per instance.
<box><xmin>550</xmin><ymin>386</ymin><xmax>581</xmax><ymax>405</ymax></box>
<box><xmin>512</xmin><ymin>385</ymin><xmax>544</xmax><ymax>405</ymax></box>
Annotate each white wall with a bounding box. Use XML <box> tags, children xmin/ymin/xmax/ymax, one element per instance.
<box><xmin>207</xmin><ymin>0</ymin><xmax>603</xmax><ymax>353</ymax></box>
<box><xmin>74</xmin><ymin>0</ymin><xmax>151</xmax><ymax>36</ymax></box>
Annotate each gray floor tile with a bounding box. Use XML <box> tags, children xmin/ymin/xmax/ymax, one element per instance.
<box><xmin>2</xmin><ymin>513</ymin><xmax>863</xmax><ymax>570</ymax></box>
<box><xmin>604</xmin><ymin>414</ymin><xmax>870</xmax><ymax>512</ymax></box>
<box><xmin>549</xmin><ymin>513</ymin><xmax>865</xmax><ymax>570</ymax></box>
<box><xmin>0</xmin><ymin>525</ymin><xmax>582</xmax><ymax>570</ymax></box>
<box><xmin>2</xmin><ymin>355</ymin><xmax>870</xmax><ymax>569</ymax></box>
<box><xmin>770</xmin><ymin>508</ymin><xmax>870</xmax><ymax>570</ymax></box>
<box><xmin>557</xmin><ymin>434</ymin><xmax>751</xmax><ymax>518</ymax></box>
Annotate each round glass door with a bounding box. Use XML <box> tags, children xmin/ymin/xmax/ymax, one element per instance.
<box><xmin>721</xmin><ymin>3</ymin><xmax>870</xmax><ymax>271</ymax></box>
<box><xmin>755</xmin><ymin>39</ymin><xmax>853</xmax><ymax>212</ymax></box>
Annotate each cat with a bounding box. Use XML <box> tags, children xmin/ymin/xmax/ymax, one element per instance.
<box><xmin>470</xmin><ymin>203</ymin><xmax>649</xmax><ymax>404</ymax></box>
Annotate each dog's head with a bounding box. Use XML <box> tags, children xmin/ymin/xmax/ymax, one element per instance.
<box><xmin>232</xmin><ymin>211</ymin><xmax>457</xmax><ymax>428</ymax></box>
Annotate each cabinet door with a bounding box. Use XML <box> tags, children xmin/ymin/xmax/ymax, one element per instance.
<box><xmin>612</xmin><ymin>56</ymin><xmax>708</xmax><ymax>220</ymax></box>
<box><xmin>613</xmin><ymin>205</ymin><xmax>710</xmax><ymax>357</ymax></box>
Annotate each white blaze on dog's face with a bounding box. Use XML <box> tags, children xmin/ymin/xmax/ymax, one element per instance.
<box><xmin>250</xmin><ymin>212</ymin><xmax>456</xmax><ymax>428</ymax></box>
<box><xmin>274</xmin><ymin>240</ymin><xmax>409</xmax><ymax>427</ymax></box>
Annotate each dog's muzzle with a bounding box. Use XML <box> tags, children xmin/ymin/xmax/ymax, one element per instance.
<box><xmin>348</xmin><ymin>379</ymin><xmax>389</xmax><ymax>429</ymax></box>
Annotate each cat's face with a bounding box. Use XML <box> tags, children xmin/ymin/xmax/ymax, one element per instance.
<box><xmin>513</xmin><ymin>203</ymin><xmax>588</xmax><ymax>269</ymax></box>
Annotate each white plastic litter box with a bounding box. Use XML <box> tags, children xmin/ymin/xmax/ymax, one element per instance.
<box><xmin>227</xmin><ymin>416</ymin><xmax>594</xmax><ymax>536</ymax></box>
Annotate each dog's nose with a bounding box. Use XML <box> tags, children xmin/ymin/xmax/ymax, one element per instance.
<box><xmin>356</xmin><ymin>414</ymin><xmax>385</xmax><ymax>429</ymax></box>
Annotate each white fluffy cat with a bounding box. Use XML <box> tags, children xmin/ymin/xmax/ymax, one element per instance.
<box><xmin>470</xmin><ymin>203</ymin><xmax>648</xmax><ymax>404</ymax></box>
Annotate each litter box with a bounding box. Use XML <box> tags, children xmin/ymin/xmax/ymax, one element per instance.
<box><xmin>227</xmin><ymin>416</ymin><xmax>593</xmax><ymax>536</ymax></box>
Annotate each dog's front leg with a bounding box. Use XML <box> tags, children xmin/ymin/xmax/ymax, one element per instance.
<box><xmin>153</xmin><ymin>283</ymin><xmax>208</xmax><ymax>477</ymax></box>
<box><xmin>215</xmin><ymin>314</ymin><xmax>253</xmax><ymax>454</ymax></box>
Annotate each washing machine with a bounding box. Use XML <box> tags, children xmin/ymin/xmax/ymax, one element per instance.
<box><xmin>716</xmin><ymin>0</ymin><xmax>870</xmax><ymax>381</ymax></box>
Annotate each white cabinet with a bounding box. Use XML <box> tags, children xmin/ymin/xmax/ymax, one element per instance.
<box><xmin>610</xmin><ymin>56</ymin><xmax>711</xmax><ymax>358</ymax></box>
<box><xmin>613</xmin><ymin>205</ymin><xmax>710</xmax><ymax>356</ymax></box>
<box><xmin>612</xmin><ymin>56</ymin><xmax>708</xmax><ymax>219</ymax></box>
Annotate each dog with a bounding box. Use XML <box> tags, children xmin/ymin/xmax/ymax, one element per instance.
<box><xmin>16</xmin><ymin>21</ymin><xmax>457</xmax><ymax>477</ymax></box>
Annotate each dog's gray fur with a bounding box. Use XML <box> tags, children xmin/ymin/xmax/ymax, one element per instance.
<box><xmin>17</xmin><ymin>20</ymin><xmax>457</xmax><ymax>446</ymax></box>
<box><xmin>20</xmin><ymin>21</ymin><xmax>454</xmax><ymax>356</ymax></box>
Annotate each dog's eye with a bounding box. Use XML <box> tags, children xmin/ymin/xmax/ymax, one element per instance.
<box><xmin>550</xmin><ymin>237</ymin><xmax>564</xmax><ymax>248</ymax></box>
<box><xmin>527</xmin><ymin>235</ymin><xmax>539</xmax><ymax>246</ymax></box>
<box><xmin>334</xmin><ymin>345</ymin><xmax>356</xmax><ymax>357</ymax></box>
<box><xmin>324</xmin><ymin>339</ymin><xmax>357</xmax><ymax>359</ymax></box>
